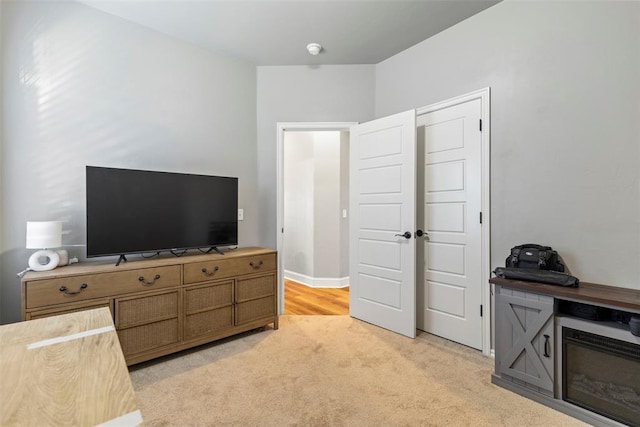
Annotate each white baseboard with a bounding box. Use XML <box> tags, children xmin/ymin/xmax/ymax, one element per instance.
<box><xmin>284</xmin><ymin>270</ymin><xmax>349</xmax><ymax>288</ymax></box>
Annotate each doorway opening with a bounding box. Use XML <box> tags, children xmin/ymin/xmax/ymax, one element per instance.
<box><xmin>277</xmin><ymin>123</ymin><xmax>357</xmax><ymax>315</ymax></box>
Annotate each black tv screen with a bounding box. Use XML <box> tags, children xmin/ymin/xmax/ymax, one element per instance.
<box><xmin>86</xmin><ymin>166</ymin><xmax>238</xmax><ymax>257</ymax></box>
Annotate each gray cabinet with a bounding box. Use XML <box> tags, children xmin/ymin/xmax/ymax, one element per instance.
<box><xmin>495</xmin><ymin>285</ymin><xmax>555</xmax><ymax>397</ymax></box>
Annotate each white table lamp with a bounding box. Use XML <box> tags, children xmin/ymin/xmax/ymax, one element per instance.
<box><xmin>26</xmin><ymin>221</ymin><xmax>62</xmax><ymax>271</ymax></box>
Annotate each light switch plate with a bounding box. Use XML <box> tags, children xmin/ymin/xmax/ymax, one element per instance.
<box><xmin>238</xmin><ymin>209</ymin><xmax>244</xmax><ymax>221</ymax></box>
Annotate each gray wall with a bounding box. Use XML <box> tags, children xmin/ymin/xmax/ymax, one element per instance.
<box><xmin>375</xmin><ymin>1</ymin><xmax>640</xmax><ymax>288</ymax></box>
<box><xmin>0</xmin><ymin>1</ymin><xmax>258</xmax><ymax>323</ymax></box>
<box><xmin>256</xmin><ymin>65</ymin><xmax>375</xmax><ymax>249</ymax></box>
<box><xmin>0</xmin><ymin>1</ymin><xmax>4</xmax><ymax>311</ymax></box>
<box><xmin>3</xmin><ymin>0</ymin><xmax>636</xmax><ymax>323</ymax></box>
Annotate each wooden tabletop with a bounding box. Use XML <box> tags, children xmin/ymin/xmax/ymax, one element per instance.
<box><xmin>490</xmin><ymin>277</ymin><xmax>640</xmax><ymax>313</ymax></box>
<box><xmin>22</xmin><ymin>246</ymin><xmax>276</xmax><ymax>281</ymax></box>
<box><xmin>0</xmin><ymin>308</ymin><xmax>141</xmax><ymax>426</ymax></box>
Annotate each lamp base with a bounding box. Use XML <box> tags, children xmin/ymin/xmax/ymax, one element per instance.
<box><xmin>56</xmin><ymin>249</ymin><xmax>69</xmax><ymax>266</ymax></box>
<box><xmin>28</xmin><ymin>249</ymin><xmax>60</xmax><ymax>272</ymax></box>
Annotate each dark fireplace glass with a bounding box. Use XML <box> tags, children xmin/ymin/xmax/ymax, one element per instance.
<box><xmin>563</xmin><ymin>327</ymin><xmax>640</xmax><ymax>427</ymax></box>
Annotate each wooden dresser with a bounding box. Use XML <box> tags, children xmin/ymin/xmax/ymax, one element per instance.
<box><xmin>21</xmin><ymin>247</ymin><xmax>278</xmax><ymax>365</ymax></box>
<box><xmin>0</xmin><ymin>307</ymin><xmax>141</xmax><ymax>426</ymax></box>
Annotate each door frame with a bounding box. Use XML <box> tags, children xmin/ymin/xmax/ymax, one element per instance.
<box><xmin>276</xmin><ymin>122</ymin><xmax>358</xmax><ymax>314</ymax></box>
<box><xmin>416</xmin><ymin>87</ymin><xmax>491</xmax><ymax>355</ymax></box>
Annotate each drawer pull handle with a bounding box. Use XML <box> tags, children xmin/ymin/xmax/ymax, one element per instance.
<box><xmin>543</xmin><ymin>334</ymin><xmax>551</xmax><ymax>358</ymax></box>
<box><xmin>249</xmin><ymin>260</ymin><xmax>263</xmax><ymax>269</ymax></box>
<box><xmin>202</xmin><ymin>266</ymin><xmax>220</xmax><ymax>277</ymax></box>
<box><xmin>59</xmin><ymin>283</ymin><xmax>88</xmax><ymax>295</ymax></box>
<box><xmin>138</xmin><ymin>274</ymin><xmax>161</xmax><ymax>285</ymax></box>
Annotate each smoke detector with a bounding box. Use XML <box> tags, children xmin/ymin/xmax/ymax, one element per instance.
<box><xmin>306</xmin><ymin>43</ymin><xmax>322</xmax><ymax>56</ymax></box>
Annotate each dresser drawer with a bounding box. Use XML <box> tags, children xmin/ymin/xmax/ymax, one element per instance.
<box><xmin>26</xmin><ymin>299</ymin><xmax>113</xmax><ymax>321</ymax></box>
<box><xmin>184</xmin><ymin>281</ymin><xmax>233</xmax><ymax>314</ymax></box>
<box><xmin>118</xmin><ymin>318</ymin><xmax>180</xmax><ymax>357</ymax></box>
<box><xmin>184</xmin><ymin>253</ymin><xmax>276</xmax><ymax>284</ymax></box>
<box><xmin>236</xmin><ymin>274</ymin><xmax>276</xmax><ymax>303</ymax></box>
<box><xmin>24</xmin><ymin>265</ymin><xmax>181</xmax><ymax>309</ymax></box>
<box><xmin>235</xmin><ymin>295</ymin><xmax>276</xmax><ymax>326</ymax></box>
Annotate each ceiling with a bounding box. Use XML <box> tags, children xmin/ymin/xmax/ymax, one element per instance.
<box><xmin>80</xmin><ymin>0</ymin><xmax>501</xmax><ymax>66</ymax></box>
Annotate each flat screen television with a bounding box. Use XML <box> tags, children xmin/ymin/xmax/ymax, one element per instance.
<box><xmin>86</xmin><ymin>166</ymin><xmax>238</xmax><ymax>258</ymax></box>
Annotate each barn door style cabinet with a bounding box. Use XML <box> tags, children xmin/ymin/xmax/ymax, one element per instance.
<box><xmin>21</xmin><ymin>247</ymin><xmax>278</xmax><ymax>365</ymax></box>
<box><xmin>494</xmin><ymin>285</ymin><xmax>555</xmax><ymax>397</ymax></box>
<box><xmin>491</xmin><ymin>277</ymin><xmax>640</xmax><ymax>427</ymax></box>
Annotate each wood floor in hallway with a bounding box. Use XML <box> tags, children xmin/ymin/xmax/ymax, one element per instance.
<box><xmin>284</xmin><ymin>279</ymin><xmax>349</xmax><ymax>315</ymax></box>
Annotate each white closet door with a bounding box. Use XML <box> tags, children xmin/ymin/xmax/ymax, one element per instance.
<box><xmin>349</xmin><ymin>110</ymin><xmax>416</xmax><ymax>338</ymax></box>
<box><xmin>417</xmin><ymin>98</ymin><xmax>483</xmax><ymax>349</ymax></box>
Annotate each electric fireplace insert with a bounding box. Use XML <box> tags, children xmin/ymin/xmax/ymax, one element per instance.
<box><xmin>561</xmin><ymin>321</ymin><xmax>640</xmax><ymax>427</ymax></box>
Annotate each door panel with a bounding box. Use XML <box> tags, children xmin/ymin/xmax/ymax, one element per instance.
<box><xmin>358</xmin><ymin>126</ymin><xmax>403</xmax><ymax>159</ymax></box>
<box><xmin>427</xmin><ymin>161</ymin><xmax>465</xmax><ymax>191</ymax></box>
<box><xmin>417</xmin><ymin>98</ymin><xmax>483</xmax><ymax>349</ymax></box>
<box><xmin>360</xmin><ymin>165</ymin><xmax>402</xmax><ymax>194</ymax></box>
<box><xmin>425</xmin><ymin>118</ymin><xmax>465</xmax><ymax>152</ymax></box>
<box><xmin>358</xmin><ymin>274</ymin><xmax>401</xmax><ymax>309</ymax></box>
<box><xmin>427</xmin><ymin>243</ymin><xmax>465</xmax><ymax>275</ymax></box>
<box><xmin>359</xmin><ymin>239</ymin><xmax>401</xmax><ymax>270</ymax></box>
<box><xmin>360</xmin><ymin>204</ymin><xmax>402</xmax><ymax>230</ymax></box>
<box><xmin>427</xmin><ymin>203</ymin><xmax>465</xmax><ymax>232</ymax></box>
<box><xmin>350</xmin><ymin>110</ymin><xmax>416</xmax><ymax>338</ymax></box>
<box><xmin>427</xmin><ymin>281</ymin><xmax>465</xmax><ymax>317</ymax></box>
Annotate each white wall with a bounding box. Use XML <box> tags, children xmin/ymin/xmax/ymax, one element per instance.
<box><xmin>256</xmin><ymin>65</ymin><xmax>375</xmax><ymax>249</ymax></box>
<box><xmin>376</xmin><ymin>1</ymin><xmax>640</xmax><ymax>288</ymax></box>
<box><xmin>283</xmin><ymin>131</ymin><xmax>346</xmax><ymax>283</ymax></box>
<box><xmin>339</xmin><ymin>131</ymin><xmax>350</xmax><ymax>278</ymax></box>
<box><xmin>312</xmin><ymin>132</ymin><xmax>342</xmax><ymax>278</ymax></box>
<box><xmin>283</xmin><ymin>132</ymin><xmax>315</xmax><ymax>277</ymax></box>
<box><xmin>0</xmin><ymin>1</ymin><xmax>258</xmax><ymax>323</ymax></box>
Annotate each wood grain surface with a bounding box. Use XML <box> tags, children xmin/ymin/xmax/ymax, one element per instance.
<box><xmin>284</xmin><ymin>279</ymin><xmax>349</xmax><ymax>315</ymax></box>
<box><xmin>0</xmin><ymin>308</ymin><xmax>140</xmax><ymax>426</ymax></box>
<box><xmin>490</xmin><ymin>277</ymin><xmax>640</xmax><ymax>313</ymax></box>
<box><xmin>21</xmin><ymin>247</ymin><xmax>279</xmax><ymax>367</ymax></box>
<box><xmin>21</xmin><ymin>247</ymin><xmax>275</xmax><ymax>280</ymax></box>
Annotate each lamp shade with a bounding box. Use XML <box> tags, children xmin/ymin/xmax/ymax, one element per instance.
<box><xmin>26</xmin><ymin>221</ymin><xmax>62</xmax><ymax>249</ymax></box>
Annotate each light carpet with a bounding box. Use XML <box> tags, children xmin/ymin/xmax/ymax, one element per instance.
<box><xmin>129</xmin><ymin>315</ymin><xmax>587</xmax><ymax>426</ymax></box>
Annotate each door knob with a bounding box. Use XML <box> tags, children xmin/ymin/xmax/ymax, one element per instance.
<box><xmin>415</xmin><ymin>229</ymin><xmax>424</xmax><ymax>238</ymax></box>
<box><xmin>394</xmin><ymin>231</ymin><xmax>412</xmax><ymax>239</ymax></box>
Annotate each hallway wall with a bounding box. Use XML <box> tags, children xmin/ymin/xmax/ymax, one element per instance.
<box><xmin>284</xmin><ymin>131</ymin><xmax>348</xmax><ymax>286</ymax></box>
